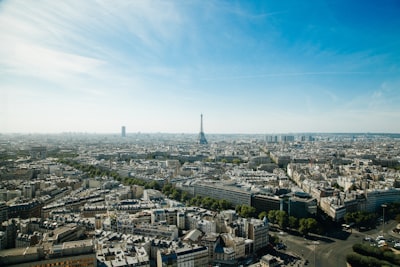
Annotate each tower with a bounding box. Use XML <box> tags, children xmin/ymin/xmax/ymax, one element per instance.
<box><xmin>198</xmin><ymin>114</ymin><xmax>208</xmax><ymax>144</ymax></box>
<box><xmin>121</xmin><ymin>126</ymin><xmax>126</xmax><ymax>137</ymax></box>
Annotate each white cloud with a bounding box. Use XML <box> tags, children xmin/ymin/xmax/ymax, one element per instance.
<box><xmin>1</xmin><ymin>37</ymin><xmax>104</xmax><ymax>75</ymax></box>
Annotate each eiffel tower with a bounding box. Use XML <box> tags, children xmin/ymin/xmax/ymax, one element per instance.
<box><xmin>198</xmin><ymin>114</ymin><xmax>208</xmax><ymax>145</ymax></box>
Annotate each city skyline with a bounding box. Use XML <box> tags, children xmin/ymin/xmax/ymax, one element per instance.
<box><xmin>1</xmin><ymin>1</ymin><xmax>400</xmax><ymax>134</ymax></box>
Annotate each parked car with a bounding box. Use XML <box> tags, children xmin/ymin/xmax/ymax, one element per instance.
<box><xmin>363</xmin><ymin>236</ymin><xmax>371</xmax><ymax>241</ymax></box>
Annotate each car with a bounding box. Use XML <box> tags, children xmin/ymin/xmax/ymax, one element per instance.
<box><xmin>276</xmin><ymin>243</ymin><xmax>286</xmax><ymax>250</ymax></box>
<box><xmin>363</xmin><ymin>237</ymin><xmax>371</xmax><ymax>241</ymax></box>
<box><xmin>376</xmin><ymin>235</ymin><xmax>385</xmax><ymax>241</ymax></box>
<box><xmin>378</xmin><ymin>240</ymin><xmax>387</xmax><ymax>247</ymax></box>
<box><xmin>394</xmin><ymin>243</ymin><xmax>400</xmax><ymax>249</ymax></box>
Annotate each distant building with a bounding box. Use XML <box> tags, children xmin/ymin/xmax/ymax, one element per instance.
<box><xmin>194</xmin><ymin>182</ymin><xmax>252</xmax><ymax>207</ymax></box>
<box><xmin>121</xmin><ymin>126</ymin><xmax>126</xmax><ymax>137</ymax></box>
<box><xmin>198</xmin><ymin>114</ymin><xmax>208</xmax><ymax>145</ymax></box>
<box><xmin>30</xmin><ymin>146</ymin><xmax>47</xmax><ymax>160</ymax></box>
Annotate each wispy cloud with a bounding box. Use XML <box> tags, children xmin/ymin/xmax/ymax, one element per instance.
<box><xmin>199</xmin><ymin>71</ymin><xmax>372</xmax><ymax>81</ymax></box>
<box><xmin>1</xmin><ymin>0</ymin><xmax>400</xmax><ymax>133</ymax></box>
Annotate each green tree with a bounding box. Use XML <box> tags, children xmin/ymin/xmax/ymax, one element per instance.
<box><xmin>276</xmin><ymin>210</ymin><xmax>289</xmax><ymax>229</ymax></box>
<box><xmin>345</xmin><ymin>211</ymin><xmax>377</xmax><ymax>229</ymax></box>
<box><xmin>171</xmin><ymin>189</ymin><xmax>181</xmax><ymax>200</ymax></box>
<box><xmin>288</xmin><ymin>216</ymin><xmax>298</xmax><ymax>229</ymax></box>
<box><xmin>299</xmin><ymin>218</ymin><xmax>318</xmax><ymax>236</ymax></box>
<box><xmin>268</xmin><ymin>210</ymin><xmax>278</xmax><ymax>224</ymax></box>
<box><xmin>258</xmin><ymin>211</ymin><xmax>268</xmax><ymax>220</ymax></box>
<box><xmin>145</xmin><ymin>181</ymin><xmax>161</xmax><ymax>190</ymax></box>
<box><xmin>218</xmin><ymin>199</ymin><xmax>232</xmax><ymax>210</ymax></box>
<box><xmin>162</xmin><ymin>183</ymin><xmax>173</xmax><ymax>195</ymax></box>
<box><xmin>238</xmin><ymin>205</ymin><xmax>256</xmax><ymax>218</ymax></box>
<box><xmin>232</xmin><ymin>159</ymin><xmax>241</xmax><ymax>165</ymax></box>
<box><xmin>181</xmin><ymin>191</ymin><xmax>190</xmax><ymax>202</ymax></box>
<box><xmin>202</xmin><ymin>197</ymin><xmax>214</xmax><ymax>209</ymax></box>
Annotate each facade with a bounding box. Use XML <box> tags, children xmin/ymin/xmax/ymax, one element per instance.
<box><xmin>194</xmin><ymin>183</ymin><xmax>252</xmax><ymax>207</ymax></box>
<box><xmin>320</xmin><ymin>188</ymin><xmax>400</xmax><ymax>221</ymax></box>
<box><xmin>8</xmin><ymin>199</ymin><xmax>43</xmax><ymax>219</ymax></box>
<box><xmin>248</xmin><ymin>218</ymin><xmax>269</xmax><ymax>252</ymax></box>
<box><xmin>0</xmin><ymin>239</ymin><xmax>96</xmax><ymax>267</ymax></box>
<box><xmin>0</xmin><ymin>202</ymin><xmax>8</xmax><ymax>224</ymax></box>
<box><xmin>252</xmin><ymin>194</ymin><xmax>281</xmax><ymax>215</ymax></box>
<box><xmin>364</xmin><ymin>188</ymin><xmax>400</xmax><ymax>213</ymax></box>
<box><xmin>30</xmin><ymin>146</ymin><xmax>47</xmax><ymax>160</ymax></box>
<box><xmin>157</xmin><ymin>245</ymin><xmax>208</xmax><ymax>267</ymax></box>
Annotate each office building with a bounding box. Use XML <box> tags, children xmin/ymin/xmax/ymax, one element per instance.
<box><xmin>121</xmin><ymin>126</ymin><xmax>126</xmax><ymax>137</ymax></box>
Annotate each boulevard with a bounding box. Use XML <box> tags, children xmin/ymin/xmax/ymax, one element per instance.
<box><xmin>271</xmin><ymin>220</ymin><xmax>400</xmax><ymax>267</ymax></box>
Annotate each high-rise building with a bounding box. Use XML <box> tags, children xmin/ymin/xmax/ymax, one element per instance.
<box><xmin>121</xmin><ymin>126</ymin><xmax>126</xmax><ymax>137</ymax></box>
<box><xmin>198</xmin><ymin>114</ymin><xmax>208</xmax><ymax>144</ymax></box>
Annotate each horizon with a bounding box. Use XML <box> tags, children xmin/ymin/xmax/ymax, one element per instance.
<box><xmin>1</xmin><ymin>131</ymin><xmax>400</xmax><ymax>136</ymax></box>
<box><xmin>2</xmin><ymin>1</ymin><xmax>400</xmax><ymax>134</ymax></box>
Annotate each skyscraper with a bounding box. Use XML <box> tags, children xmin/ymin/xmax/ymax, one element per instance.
<box><xmin>121</xmin><ymin>126</ymin><xmax>126</xmax><ymax>137</ymax></box>
<box><xmin>198</xmin><ymin>114</ymin><xmax>208</xmax><ymax>145</ymax></box>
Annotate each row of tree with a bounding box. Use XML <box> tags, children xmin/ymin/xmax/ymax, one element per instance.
<box><xmin>186</xmin><ymin>195</ymin><xmax>233</xmax><ymax>211</ymax></box>
<box><xmin>58</xmin><ymin>159</ymin><xmax>121</xmax><ymax>180</ymax></box>
<box><xmin>235</xmin><ymin>204</ymin><xmax>257</xmax><ymax>218</ymax></box>
<box><xmin>347</xmin><ymin>243</ymin><xmax>400</xmax><ymax>267</ymax></box>
<box><xmin>344</xmin><ymin>202</ymin><xmax>400</xmax><ymax>230</ymax></box>
<box><xmin>344</xmin><ymin>211</ymin><xmax>377</xmax><ymax>230</ymax></box>
<box><xmin>264</xmin><ymin>210</ymin><xmax>320</xmax><ymax>236</ymax></box>
<box><xmin>161</xmin><ymin>183</ymin><xmax>191</xmax><ymax>203</ymax></box>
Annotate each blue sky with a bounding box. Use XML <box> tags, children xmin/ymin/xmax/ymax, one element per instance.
<box><xmin>1</xmin><ymin>0</ymin><xmax>400</xmax><ymax>134</ymax></box>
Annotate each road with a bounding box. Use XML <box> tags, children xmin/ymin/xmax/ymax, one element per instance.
<box><xmin>272</xmin><ymin>220</ymin><xmax>400</xmax><ymax>267</ymax></box>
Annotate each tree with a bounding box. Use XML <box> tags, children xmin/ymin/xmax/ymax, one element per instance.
<box><xmin>232</xmin><ymin>159</ymin><xmax>241</xmax><ymax>165</ymax></box>
<box><xmin>238</xmin><ymin>205</ymin><xmax>256</xmax><ymax>218</ymax></box>
<box><xmin>258</xmin><ymin>211</ymin><xmax>268</xmax><ymax>220</ymax></box>
<box><xmin>171</xmin><ymin>189</ymin><xmax>181</xmax><ymax>200</ymax></box>
<box><xmin>218</xmin><ymin>199</ymin><xmax>232</xmax><ymax>210</ymax></box>
<box><xmin>145</xmin><ymin>181</ymin><xmax>161</xmax><ymax>190</ymax></box>
<box><xmin>345</xmin><ymin>211</ymin><xmax>377</xmax><ymax>229</ymax></box>
<box><xmin>299</xmin><ymin>218</ymin><xmax>318</xmax><ymax>236</ymax></box>
<box><xmin>276</xmin><ymin>210</ymin><xmax>289</xmax><ymax>229</ymax></box>
<box><xmin>181</xmin><ymin>191</ymin><xmax>190</xmax><ymax>202</ymax></box>
<box><xmin>162</xmin><ymin>183</ymin><xmax>173</xmax><ymax>195</ymax></box>
<box><xmin>268</xmin><ymin>210</ymin><xmax>278</xmax><ymax>224</ymax></box>
<box><xmin>288</xmin><ymin>216</ymin><xmax>298</xmax><ymax>229</ymax></box>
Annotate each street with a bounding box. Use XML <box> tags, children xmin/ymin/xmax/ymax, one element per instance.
<box><xmin>271</xmin><ymin>220</ymin><xmax>400</xmax><ymax>267</ymax></box>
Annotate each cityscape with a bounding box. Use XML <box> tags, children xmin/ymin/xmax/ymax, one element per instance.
<box><xmin>2</xmin><ymin>1</ymin><xmax>400</xmax><ymax>267</ymax></box>
<box><xmin>0</xmin><ymin>117</ymin><xmax>400</xmax><ymax>266</ymax></box>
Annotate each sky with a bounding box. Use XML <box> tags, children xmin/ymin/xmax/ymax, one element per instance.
<box><xmin>1</xmin><ymin>0</ymin><xmax>400</xmax><ymax>134</ymax></box>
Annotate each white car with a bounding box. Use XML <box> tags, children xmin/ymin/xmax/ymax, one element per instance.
<box><xmin>394</xmin><ymin>242</ymin><xmax>400</xmax><ymax>249</ymax></box>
